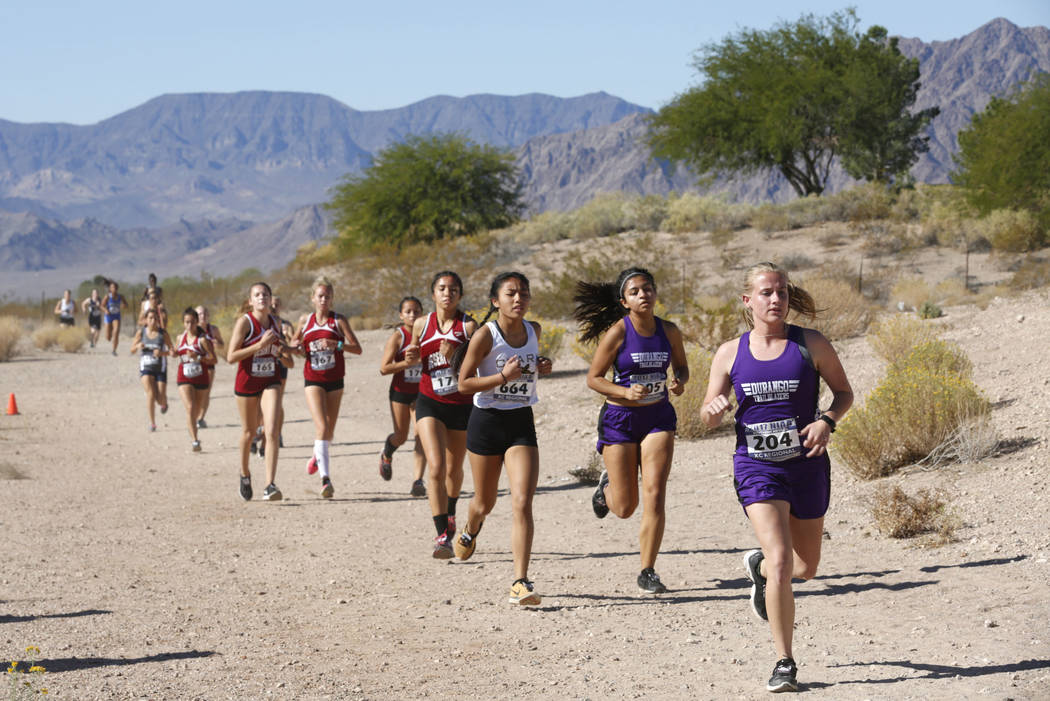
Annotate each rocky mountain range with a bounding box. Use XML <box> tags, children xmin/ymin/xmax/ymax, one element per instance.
<box><xmin>0</xmin><ymin>17</ymin><xmax>1047</xmax><ymax>297</ymax></box>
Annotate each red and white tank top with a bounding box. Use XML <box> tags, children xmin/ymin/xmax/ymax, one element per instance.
<box><xmin>390</xmin><ymin>325</ymin><xmax>422</xmax><ymax>394</ymax></box>
<box><xmin>176</xmin><ymin>332</ymin><xmax>208</xmax><ymax>385</ymax></box>
<box><xmin>234</xmin><ymin>313</ymin><xmax>282</xmax><ymax>394</ymax></box>
<box><xmin>301</xmin><ymin>312</ymin><xmax>346</xmax><ymax>383</ymax></box>
<box><xmin>419</xmin><ymin>312</ymin><xmax>471</xmax><ymax>405</ymax></box>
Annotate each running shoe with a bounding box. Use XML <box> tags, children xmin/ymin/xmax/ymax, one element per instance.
<box><xmin>197</xmin><ymin>418</ymin><xmax>207</xmax><ymax>429</ymax></box>
<box><xmin>379</xmin><ymin>453</ymin><xmax>393</xmax><ymax>481</ymax></box>
<box><xmin>591</xmin><ymin>469</ymin><xmax>610</xmax><ymax>518</ymax></box>
<box><xmin>744</xmin><ymin>549</ymin><xmax>768</xmax><ymax>621</ymax></box>
<box><xmin>637</xmin><ymin>567</ymin><xmax>667</xmax><ymax>594</ymax></box>
<box><xmin>320</xmin><ymin>476</ymin><xmax>334</xmax><ymax>499</ymax></box>
<box><xmin>508</xmin><ymin>578</ymin><xmax>541</xmax><ymax>606</ymax></box>
<box><xmin>250</xmin><ymin>438</ymin><xmax>258</xmax><ymax>455</ymax></box>
<box><xmin>447</xmin><ymin>515</ymin><xmax>456</xmax><ymax>542</ymax></box>
<box><xmin>258</xmin><ymin>442</ymin><xmax>265</xmax><ymax>458</ymax></box>
<box><xmin>766</xmin><ymin>657</ymin><xmax>798</xmax><ymax>693</ymax></box>
<box><xmin>262</xmin><ymin>483</ymin><xmax>282</xmax><ymax>501</ymax></box>
<box><xmin>410</xmin><ymin>479</ymin><xmax>426</xmax><ymax>497</ymax></box>
<box><xmin>279</xmin><ymin>435</ymin><xmax>284</xmax><ymax>448</ymax></box>
<box><xmin>453</xmin><ymin>530</ymin><xmax>477</xmax><ymax>560</ymax></box>
<box><xmin>160</xmin><ymin>403</ymin><xmax>168</xmax><ymax>415</ymax></box>
<box><xmin>239</xmin><ymin>475</ymin><xmax>252</xmax><ymax>501</ymax></box>
<box><xmin>432</xmin><ymin>531</ymin><xmax>454</xmax><ymax>559</ymax></box>
<box><xmin>306</xmin><ymin>456</ymin><xmax>318</xmax><ymax>475</ymax></box>
<box><xmin>149</xmin><ymin>424</ymin><xmax>156</xmax><ymax>433</ymax></box>
<box><xmin>192</xmin><ymin>440</ymin><xmax>202</xmax><ymax>452</ymax></box>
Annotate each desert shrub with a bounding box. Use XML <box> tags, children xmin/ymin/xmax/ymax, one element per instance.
<box><xmin>779</xmin><ymin>253</ymin><xmax>815</xmax><ymax>270</ymax></box>
<box><xmin>672</xmin><ymin>343</ymin><xmax>734</xmax><ymax>439</ymax></box>
<box><xmin>32</xmin><ymin>324</ymin><xmax>62</xmax><ymax>351</ymax></box>
<box><xmin>890</xmin><ymin>276</ymin><xmax>931</xmax><ymax>312</ymax></box>
<box><xmin>347</xmin><ymin>316</ymin><xmax>384</xmax><ymax>330</ymax></box>
<box><xmin>571</xmin><ymin>193</ymin><xmax>632</xmax><ymax>239</ymax></box>
<box><xmin>889</xmin><ymin>340</ymin><xmax>972</xmax><ymax>378</ymax></box>
<box><xmin>571</xmin><ymin>335</ymin><xmax>597</xmax><ymax>364</ymax></box>
<box><xmin>54</xmin><ymin>326</ymin><xmax>86</xmax><ymax>353</ymax></box>
<box><xmin>1006</xmin><ymin>255</ymin><xmax>1050</xmax><ymax>291</ymax></box>
<box><xmin>918</xmin><ymin>414</ymin><xmax>1000</xmax><ymax>468</ymax></box>
<box><xmin>0</xmin><ymin>316</ymin><xmax>24</xmax><ymax>361</ymax></box>
<box><xmin>661</xmin><ymin>193</ymin><xmax>751</xmax><ymax>234</ymax></box>
<box><xmin>674</xmin><ymin>297</ymin><xmax>743</xmax><ymax>350</ymax></box>
<box><xmin>918</xmin><ymin>301</ymin><xmax>943</xmax><ymax>319</ymax></box>
<box><xmin>835</xmin><ymin>358</ymin><xmax>988</xmax><ymax>479</ymax></box>
<box><xmin>932</xmin><ymin>278</ymin><xmax>969</xmax><ymax>306</ymax></box>
<box><xmin>797</xmin><ymin>277</ymin><xmax>873</xmax><ymax>341</ymax></box>
<box><xmin>889</xmin><ymin>187</ymin><xmax>921</xmax><ymax>222</ymax></box>
<box><xmin>495</xmin><ymin>210</ymin><xmax>574</xmax><ymax>245</ymax></box>
<box><xmin>867</xmin><ymin>314</ymin><xmax>940</xmax><ymax>364</ymax></box>
<box><xmin>978</xmin><ymin>208</ymin><xmax>1047</xmax><ymax>253</ymax></box>
<box><xmin>569</xmin><ymin>452</ymin><xmax>603</xmax><ymax>485</ymax></box>
<box><xmin>623</xmin><ymin>194</ymin><xmax>670</xmax><ymax>232</ymax></box>
<box><xmin>535</xmin><ymin>320</ymin><xmax>567</xmax><ymax>359</ymax></box>
<box><xmin>872</xmin><ymin>485</ymin><xmax>957</xmax><ymax>542</ymax></box>
<box><xmin>831</xmin><ymin>182</ymin><xmax>895</xmax><ymax>222</ymax></box>
<box><xmin>751</xmin><ymin>205</ymin><xmax>793</xmax><ymax>233</ymax></box>
<box><xmin>818</xmin><ymin>223</ymin><xmax>850</xmax><ymax>249</ymax></box>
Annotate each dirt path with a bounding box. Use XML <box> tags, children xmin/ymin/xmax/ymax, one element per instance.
<box><xmin>1</xmin><ymin>293</ymin><xmax>1048</xmax><ymax>699</ymax></box>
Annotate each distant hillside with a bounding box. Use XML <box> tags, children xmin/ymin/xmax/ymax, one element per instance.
<box><xmin>0</xmin><ymin>92</ymin><xmax>647</xmax><ymax>230</ymax></box>
<box><xmin>519</xmin><ymin>18</ymin><xmax>1050</xmax><ymax>207</ymax></box>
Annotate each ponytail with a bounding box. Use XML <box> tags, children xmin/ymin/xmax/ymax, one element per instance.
<box><xmin>741</xmin><ymin>262</ymin><xmax>820</xmax><ymax>329</ymax></box>
<box><xmin>573</xmin><ymin>267</ymin><xmax>656</xmax><ymax>343</ymax></box>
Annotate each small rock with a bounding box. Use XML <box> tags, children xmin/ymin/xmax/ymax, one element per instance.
<box><xmin>984</xmin><ymin>619</ymin><xmax>998</xmax><ymax>628</ymax></box>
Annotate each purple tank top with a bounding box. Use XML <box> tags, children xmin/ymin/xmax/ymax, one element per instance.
<box><xmin>730</xmin><ymin>326</ymin><xmax>821</xmax><ymax>464</ymax></box>
<box><xmin>612</xmin><ymin>316</ymin><xmax>672</xmax><ymax>406</ymax></box>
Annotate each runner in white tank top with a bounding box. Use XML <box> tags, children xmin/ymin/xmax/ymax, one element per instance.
<box><xmin>452</xmin><ymin>272</ymin><xmax>553</xmax><ymax>606</ymax></box>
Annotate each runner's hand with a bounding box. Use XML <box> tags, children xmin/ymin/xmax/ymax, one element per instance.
<box><xmin>703</xmin><ymin>394</ymin><xmax>731</xmax><ymax>417</ymax></box>
<box><xmin>799</xmin><ymin>420</ymin><xmax>831</xmax><ymax>458</ymax></box>
<box><xmin>536</xmin><ymin>355</ymin><xmax>553</xmax><ymax>376</ymax></box>
<box><xmin>623</xmin><ymin>383</ymin><xmax>649</xmax><ymax>401</ymax></box>
<box><xmin>404</xmin><ymin>345</ymin><xmax>420</xmax><ymax>363</ymax></box>
<box><xmin>668</xmin><ymin>376</ymin><xmax>685</xmax><ymax>396</ymax></box>
<box><xmin>501</xmin><ymin>355</ymin><xmax>523</xmax><ymax>381</ymax></box>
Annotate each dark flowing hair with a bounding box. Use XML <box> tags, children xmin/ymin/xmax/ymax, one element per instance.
<box><xmin>399</xmin><ymin>296</ymin><xmax>423</xmax><ymax>312</ymax></box>
<box><xmin>451</xmin><ymin>272</ymin><xmax>530</xmax><ymax>373</ymax></box>
<box><xmin>741</xmin><ymin>262</ymin><xmax>820</xmax><ymax>329</ymax></box>
<box><xmin>573</xmin><ymin>267</ymin><xmax>656</xmax><ymax>343</ymax></box>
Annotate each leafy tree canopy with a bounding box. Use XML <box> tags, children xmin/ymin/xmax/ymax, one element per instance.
<box><xmin>647</xmin><ymin>9</ymin><xmax>938</xmax><ymax>197</ymax></box>
<box><xmin>953</xmin><ymin>73</ymin><xmax>1050</xmax><ymax>228</ymax></box>
<box><xmin>326</xmin><ymin>133</ymin><xmax>524</xmax><ymax>250</ymax></box>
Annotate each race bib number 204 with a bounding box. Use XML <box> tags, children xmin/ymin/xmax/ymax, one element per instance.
<box><xmin>743</xmin><ymin>418</ymin><xmax>802</xmax><ymax>462</ymax></box>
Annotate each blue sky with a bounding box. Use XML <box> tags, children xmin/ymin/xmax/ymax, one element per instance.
<box><xmin>1</xmin><ymin>0</ymin><xmax>1047</xmax><ymax>125</ymax></box>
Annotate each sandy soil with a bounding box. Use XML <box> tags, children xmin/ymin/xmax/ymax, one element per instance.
<box><xmin>1</xmin><ymin>287</ymin><xmax>1049</xmax><ymax>700</ymax></box>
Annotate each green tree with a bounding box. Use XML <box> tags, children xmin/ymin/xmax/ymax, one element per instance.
<box><xmin>326</xmin><ymin>133</ymin><xmax>524</xmax><ymax>249</ymax></box>
<box><xmin>648</xmin><ymin>10</ymin><xmax>938</xmax><ymax>197</ymax></box>
<box><xmin>953</xmin><ymin>74</ymin><xmax>1050</xmax><ymax>229</ymax></box>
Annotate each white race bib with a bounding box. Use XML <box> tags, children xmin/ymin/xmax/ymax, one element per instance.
<box><xmin>251</xmin><ymin>356</ymin><xmax>276</xmax><ymax>378</ymax></box>
<box><xmin>140</xmin><ymin>354</ymin><xmax>161</xmax><ymax>372</ymax></box>
<box><xmin>493</xmin><ymin>371</ymin><xmax>535</xmax><ymax>403</ymax></box>
<box><xmin>430</xmin><ymin>366</ymin><xmax>458</xmax><ymax>395</ymax></box>
<box><xmin>310</xmin><ymin>350</ymin><xmax>335</xmax><ymax>372</ymax></box>
<box><xmin>404</xmin><ymin>364</ymin><xmax>422</xmax><ymax>384</ymax></box>
<box><xmin>743</xmin><ymin>418</ymin><xmax>801</xmax><ymax>462</ymax></box>
<box><xmin>631</xmin><ymin>372</ymin><xmax>667</xmax><ymax>405</ymax></box>
<box><xmin>181</xmin><ymin>356</ymin><xmax>203</xmax><ymax>378</ymax></box>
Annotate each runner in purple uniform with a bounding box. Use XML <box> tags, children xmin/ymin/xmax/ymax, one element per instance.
<box><xmin>700</xmin><ymin>262</ymin><xmax>853</xmax><ymax>693</ymax></box>
<box><xmin>573</xmin><ymin>267</ymin><xmax>689</xmax><ymax>595</ymax></box>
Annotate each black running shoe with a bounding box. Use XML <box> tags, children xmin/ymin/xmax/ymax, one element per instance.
<box><xmin>410</xmin><ymin>479</ymin><xmax>426</xmax><ymax>497</ymax></box>
<box><xmin>637</xmin><ymin>567</ymin><xmax>667</xmax><ymax>594</ymax></box>
<box><xmin>379</xmin><ymin>453</ymin><xmax>393</xmax><ymax>481</ymax></box>
<box><xmin>197</xmin><ymin>418</ymin><xmax>207</xmax><ymax>429</ymax></box>
<box><xmin>239</xmin><ymin>475</ymin><xmax>252</xmax><ymax>501</ymax></box>
<box><xmin>766</xmin><ymin>657</ymin><xmax>798</xmax><ymax>692</ymax></box>
<box><xmin>591</xmin><ymin>469</ymin><xmax>610</xmax><ymax>518</ymax></box>
<box><xmin>262</xmin><ymin>483</ymin><xmax>282</xmax><ymax>501</ymax></box>
<box><xmin>744</xmin><ymin>549</ymin><xmax>768</xmax><ymax>621</ymax></box>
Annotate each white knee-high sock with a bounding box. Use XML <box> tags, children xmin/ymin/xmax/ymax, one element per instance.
<box><xmin>319</xmin><ymin>439</ymin><xmax>331</xmax><ymax>478</ymax></box>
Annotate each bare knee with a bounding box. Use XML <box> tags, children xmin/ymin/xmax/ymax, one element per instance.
<box><xmin>610</xmin><ymin>496</ymin><xmax>638</xmax><ymax>519</ymax></box>
<box><xmin>510</xmin><ymin>491</ymin><xmax>534</xmax><ymax>519</ymax></box>
<box><xmin>764</xmin><ymin>549</ymin><xmax>796</xmax><ymax>585</ymax></box>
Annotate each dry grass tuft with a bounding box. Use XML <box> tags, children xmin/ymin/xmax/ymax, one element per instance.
<box><xmin>798</xmin><ymin>277</ymin><xmax>874</xmax><ymax>341</ymax></box>
<box><xmin>568</xmin><ymin>452</ymin><xmax>603</xmax><ymax>485</ymax></box>
<box><xmin>0</xmin><ymin>316</ymin><xmax>25</xmax><ymax>361</ymax></box>
<box><xmin>673</xmin><ymin>298</ymin><xmax>743</xmax><ymax>350</ymax></box>
<box><xmin>534</xmin><ymin>320</ymin><xmax>567</xmax><ymax>360</ymax></box>
<box><xmin>867</xmin><ymin>315</ymin><xmax>940</xmax><ymax>364</ymax></box>
<box><xmin>32</xmin><ymin>324</ymin><xmax>86</xmax><ymax>352</ymax></box>
<box><xmin>672</xmin><ymin>343</ymin><xmax>734</xmax><ymax>439</ymax></box>
<box><xmin>872</xmin><ymin>485</ymin><xmax>958</xmax><ymax>542</ymax></box>
<box><xmin>835</xmin><ymin>339</ymin><xmax>988</xmax><ymax>479</ymax></box>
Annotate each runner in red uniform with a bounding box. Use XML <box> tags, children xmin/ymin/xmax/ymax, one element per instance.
<box><xmin>379</xmin><ymin>296</ymin><xmax>427</xmax><ymax>496</ymax></box>
<box><xmin>411</xmin><ymin>271</ymin><xmax>477</xmax><ymax>558</ymax></box>
<box><xmin>228</xmin><ymin>282</ymin><xmax>294</xmax><ymax>502</ymax></box>
<box><xmin>194</xmin><ymin>305</ymin><xmax>225</xmax><ymax>430</ymax></box>
<box><xmin>292</xmin><ymin>276</ymin><xmax>362</xmax><ymax>499</ymax></box>
<box><xmin>175</xmin><ymin>307</ymin><xmax>216</xmax><ymax>452</ymax></box>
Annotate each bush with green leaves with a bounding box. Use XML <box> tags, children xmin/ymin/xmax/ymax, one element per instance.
<box><xmin>326</xmin><ymin>133</ymin><xmax>523</xmax><ymax>250</ymax></box>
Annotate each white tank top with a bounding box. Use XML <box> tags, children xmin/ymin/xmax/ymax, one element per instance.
<box><xmin>473</xmin><ymin>320</ymin><xmax>540</xmax><ymax>410</ymax></box>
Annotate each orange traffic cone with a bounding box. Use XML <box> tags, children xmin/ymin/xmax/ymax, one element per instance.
<box><xmin>6</xmin><ymin>393</ymin><xmax>18</xmax><ymax>415</ymax></box>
